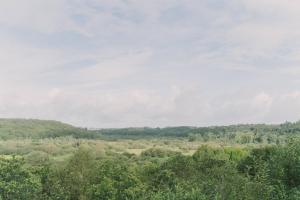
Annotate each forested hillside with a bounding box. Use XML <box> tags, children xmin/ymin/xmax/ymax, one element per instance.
<box><xmin>0</xmin><ymin>119</ymin><xmax>93</xmax><ymax>139</ymax></box>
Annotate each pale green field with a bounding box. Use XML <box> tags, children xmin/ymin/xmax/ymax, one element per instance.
<box><xmin>0</xmin><ymin>137</ymin><xmax>263</xmax><ymax>165</ymax></box>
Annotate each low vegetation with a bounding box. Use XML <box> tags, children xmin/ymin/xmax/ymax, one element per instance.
<box><xmin>0</xmin><ymin>119</ymin><xmax>300</xmax><ymax>199</ymax></box>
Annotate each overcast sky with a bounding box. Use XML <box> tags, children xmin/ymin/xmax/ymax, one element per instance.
<box><xmin>1</xmin><ymin>0</ymin><xmax>300</xmax><ymax>128</ymax></box>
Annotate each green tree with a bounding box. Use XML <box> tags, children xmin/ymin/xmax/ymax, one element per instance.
<box><xmin>0</xmin><ymin>157</ymin><xmax>41</xmax><ymax>200</ymax></box>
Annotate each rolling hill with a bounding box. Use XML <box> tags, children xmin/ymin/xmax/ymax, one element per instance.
<box><xmin>0</xmin><ymin>119</ymin><xmax>91</xmax><ymax>139</ymax></box>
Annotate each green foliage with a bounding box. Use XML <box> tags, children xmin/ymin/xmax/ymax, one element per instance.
<box><xmin>0</xmin><ymin>119</ymin><xmax>99</xmax><ymax>140</ymax></box>
<box><xmin>141</xmin><ymin>148</ymin><xmax>180</xmax><ymax>159</ymax></box>
<box><xmin>0</xmin><ymin>143</ymin><xmax>299</xmax><ymax>199</ymax></box>
<box><xmin>95</xmin><ymin>121</ymin><xmax>300</xmax><ymax>145</ymax></box>
<box><xmin>1</xmin><ymin>119</ymin><xmax>300</xmax><ymax>146</ymax></box>
<box><xmin>0</xmin><ymin>119</ymin><xmax>299</xmax><ymax>199</ymax></box>
<box><xmin>0</xmin><ymin>157</ymin><xmax>41</xmax><ymax>200</ymax></box>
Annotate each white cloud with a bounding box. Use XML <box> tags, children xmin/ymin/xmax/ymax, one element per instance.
<box><xmin>0</xmin><ymin>0</ymin><xmax>71</xmax><ymax>33</ymax></box>
<box><xmin>253</xmin><ymin>92</ymin><xmax>273</xmax><ymax>108</ymax></box>
<box><xmin>0</xmin><ymin>0</ymin><xmax>300</xmax><ymax>127</ymax></box>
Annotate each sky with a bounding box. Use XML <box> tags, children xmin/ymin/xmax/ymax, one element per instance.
<box><xmin>1</xmin><ymin>0</ymin><xmax>300</xmax><ymax>128</ymax></box>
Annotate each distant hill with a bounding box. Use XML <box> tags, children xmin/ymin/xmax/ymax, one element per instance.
<box><xmin>0</xmin><ymin>119</ymin><xmax>93</xmax><ymax>139</ymax></box>
<box><xmin>1</xmin><ymin>118</ymin><xmax>300</xmax><ymax>144</ymax></box>
<box><xmin>93</xmin><ymin>121</ymin><xmax>300</xmax><ymax>144</ymax></box>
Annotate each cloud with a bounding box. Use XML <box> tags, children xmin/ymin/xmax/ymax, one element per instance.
<box><xmin>1</xmin><ymin>85</ymin><xmax>299</xmax><ymax>128</ymax></box>
<box><xmin>0</xmin><ymin>0</ymin><xmax>300</xmax><ymax>127</ymax></box>
<box><xmin>0</xmin><ymin>0</ymin><xmax>72</xmax><ymax>33</ymax></box>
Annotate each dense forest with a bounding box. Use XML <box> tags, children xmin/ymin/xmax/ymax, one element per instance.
<box><xmin>0</xmin><ymin>119</ymin><xmax>300</xmax><ymax>199</ymax></box>
<box><xmin>1</xmin><ymin>141</ymin><xmax>300</xmax><ymax>199</ymax></box>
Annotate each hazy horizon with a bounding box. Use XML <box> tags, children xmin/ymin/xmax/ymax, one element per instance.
<box><xmin>1</xmin><ymin>0</ymin><xmax>300</xmax><ymax>128</ymax></box>
<box><xmin>0</xmin><ymin>117</ymin><xmax>298</xmax><ymax>130</ymax></box>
